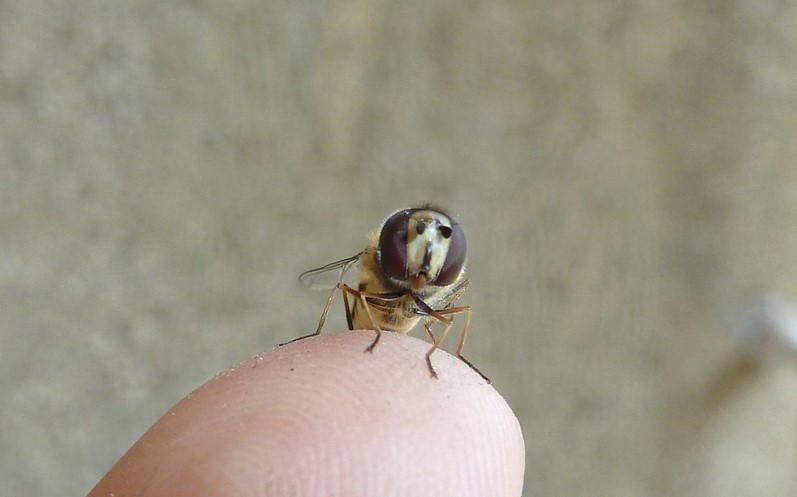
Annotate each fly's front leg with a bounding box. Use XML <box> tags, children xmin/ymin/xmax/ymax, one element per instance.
<box><xmin>338</xmin><ymin>285</ymin><xmax>384</xmax><ymax>353</ymax></box>
<box><xmin>423</xmin><ymin>322</ymin><xmax>436</xmax><ymax>343</ymax></box>
<box><xmin>413</xmin><ymin>297</ymin><xmax>454</xmax><ymax>379</ymax></box>
<box><xmin>424</xmin><ymin>314</ymin><xmax>453</xmax><ymax>379</ymax></box>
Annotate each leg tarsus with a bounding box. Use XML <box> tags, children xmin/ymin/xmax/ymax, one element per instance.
<box><xmin>279</xmin><ymin>331</ymin><xmax>319</xmax><ymax>347</ymax></box>
<box><xmin>457</xmin><ymin>354</ymin><xmax>491</xmax><ymax>383</ymax></box>
<box><xmin>364</xmin><ymin>328</ymin><xmax>381</xmax><ymax>353</ymax></box>
<box><xmin>425</xmin><ymin>352</ymin><xmax>439</xmax><ymax>379</ymax></box>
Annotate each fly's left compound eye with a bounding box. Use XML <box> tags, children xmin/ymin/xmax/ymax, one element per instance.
<box><xmin>433</xmin><ymin>222</ymin><xmax>466</xmax><ymax>285</ymax></box>
<box><xmin>377</xmin><ymin>209</ymin><xmax>412</xmax><ymax>281</ymax></box>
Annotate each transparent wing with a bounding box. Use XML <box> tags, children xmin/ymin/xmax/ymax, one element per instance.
<box><xmin>298</xmin><ymin>253</ymin><xmax>362</xmax><ymax>290</ymax></box>
<box><xmin>436</xmin><ymin>278</ymin><xmax>470</xmax><ymax>309</ymax></box>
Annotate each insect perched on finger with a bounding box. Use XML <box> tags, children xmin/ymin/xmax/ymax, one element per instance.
<box><xmin>287</xmin><ymin>205</ymin><xmax>489</xmax><ymax>382</ymax></box>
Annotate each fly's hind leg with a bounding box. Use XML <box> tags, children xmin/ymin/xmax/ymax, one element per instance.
<box><xmin>342</xmin><ymin>286</ymin><xmax>354</xmax><ymax>330</ymax></box>
<box><xmin>280</xmin><ymin>284</ymin><xmax>342</xmax><ymax>346</ymax></box>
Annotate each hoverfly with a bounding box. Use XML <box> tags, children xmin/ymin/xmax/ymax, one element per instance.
<box><xmin>291</xmin><ymin>205</ymin><xmax>489</xmax><ymax>382</ymax></box>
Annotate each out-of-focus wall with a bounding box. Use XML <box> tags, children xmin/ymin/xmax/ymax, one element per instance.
<box><xmin>2</xmin><ymin>1</ymin><xmax>797</xmax><ymax>495</ymax></box>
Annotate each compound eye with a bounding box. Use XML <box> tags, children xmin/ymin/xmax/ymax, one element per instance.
<box><xmin>434</xmin><ymin>223</ymin><xmax>466</xmax><ymax>285</ymax></box>
<box><xmin>377</xmin><ymin>209</ymin><xmax>411</xmax><ymax>281</ymax></box>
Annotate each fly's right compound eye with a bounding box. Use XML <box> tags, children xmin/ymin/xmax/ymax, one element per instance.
<box><xmin>432</xmin><ymin>222</ymin><xmax>466</xmax><ymax>286</ymax></box>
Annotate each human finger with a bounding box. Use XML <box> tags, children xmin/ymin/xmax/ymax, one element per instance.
<box><xmin>88</xmin><ymin>330</ymin><xmax>525</xmax><ymax>497</ymax></box>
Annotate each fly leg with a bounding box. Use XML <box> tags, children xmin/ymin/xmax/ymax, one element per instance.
<box><xmin>414</xmin><ymin>298</ymin><xmax>490</xmax><ymax>383</ymax></box>
<box><xmin>434</xmin><ymin>305</ymin><xmax>489</xmax><ymax>383</ymax></box>
<box><xmin>422</xmin><ymin>313</ymin><xmax>453</xmax><ymax>379</ymax></box>
<box><xmin>280</xmin><ymin>284</ymin><xmax>341</xmax><ymax>346</ymax></box>
<box><xmin>342</xmin><ymin>286</ymin><xmax>354</xmax><ymax>330</ymax></box>
<box><xmin>338</xmin><ymin>285</ymin><xmax>384</xmax><ymax>353</ymax></box>
<box><xmin>423</xmin><ymin>322</ymin><xmax>436</xmax><ymax>343</ymax></box>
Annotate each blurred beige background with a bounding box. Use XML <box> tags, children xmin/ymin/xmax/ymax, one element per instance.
<box><xmin>3</xmin><ymin>1</ymin><xmax>797</xmax><ymax>496</ymax></box>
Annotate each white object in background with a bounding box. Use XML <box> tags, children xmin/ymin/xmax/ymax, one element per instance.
<box><xmin>734</xmin><ymin>293</ymin><xmax>797</xmax><ymax>358</ymax></box>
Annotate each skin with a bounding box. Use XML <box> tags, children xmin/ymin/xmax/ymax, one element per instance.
<box><xmin>87</xmin><ymin>331</ymin><xmax>525</xmax><ymax>497</ymax></box>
